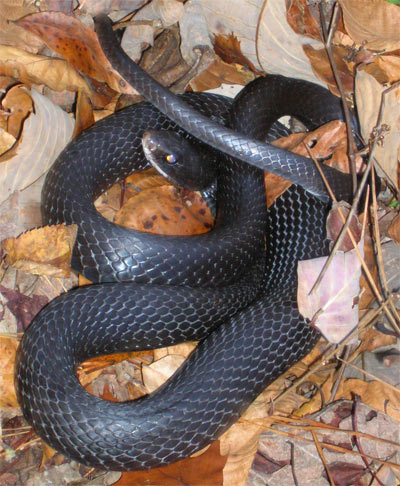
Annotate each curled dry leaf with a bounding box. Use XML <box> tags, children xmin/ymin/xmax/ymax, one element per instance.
<box><xmin>0</xmin><ymin>336</ymin><xmax>19</xmax><ymax>408</ymax></box>
<box><xmin>16</xmin><ymin>11</ymin><xmax>137</xmax><ymax>95</ymax></box>
<box><xmin>0</xmin><ymin>89</ymin><xmax>74</xmax><ymax>204</ymax></box>
<box><xmin>2</xmin><ymin>224</ymin><xmax>78</xmax><ymax>278</ymax></box>
<box><xmin>297</xmin><ymin>241</ymin><xmax>363</xmax><ymax>343</ymax></box>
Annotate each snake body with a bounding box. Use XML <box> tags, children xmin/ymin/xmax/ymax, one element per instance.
<box><xmin>16</xmin><ymin>15</ymin><xmax>353</xmax><ymax>470</ymax></box>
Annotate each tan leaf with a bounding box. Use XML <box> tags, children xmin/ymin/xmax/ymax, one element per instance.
<box><xmin>0</xmin><ymin>336</ymin><xmax>19</xmax><ymax>408</ymax></box>
<box><xmin>0</xmin><ymin>89</ymin><xmax>74</xmax><ymax>204</ymax></box>
<box><xmin>2</xmin><ymin>224</ymin><xmax>78</xmax><ymax>278</ymax></box>
<box><xmin>340</xmin><ymin>0</ymin><xmax>400</xmax><ymax>52</ymax></box>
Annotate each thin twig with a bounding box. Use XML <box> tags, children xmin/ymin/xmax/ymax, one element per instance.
<box><xmin>327</xmin><ymin>344</ymin><xmax>352</xmax><ymax>404</ymax></box>
<box><xmin>288</xmin><ymin>441</ymin><xmax>300</xmax><ymax>486</ymax></box>
<box><xmin>352</xmin><ymin>395</ymin><xmax>385</xmax><ymax>486</ymax></box>
<box><xmin>336</xmin><ymin>357</ymin><xmax>400</xmax><ymax>395</ymax></box>
<box><xmin>319</xmin><ymin>2</ymin><xmax>357</xmax><ymax>193</ymax></box>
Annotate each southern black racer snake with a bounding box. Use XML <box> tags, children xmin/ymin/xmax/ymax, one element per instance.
<box><xmin>16</xmin><ymin>14</ymin><xmax>355</xmax><ymax>470</ymax></box>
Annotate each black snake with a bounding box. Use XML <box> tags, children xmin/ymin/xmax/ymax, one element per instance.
<box><xmin>16</xmin><ymin>14</ymin><xmax>354</xmax><ymax>471</ymax></box>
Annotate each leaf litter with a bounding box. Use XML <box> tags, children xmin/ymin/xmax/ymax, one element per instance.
<box><xmin>0</xmin><ymin>1</ymin><xmax>399</xmax><ymax>486</ymax></box>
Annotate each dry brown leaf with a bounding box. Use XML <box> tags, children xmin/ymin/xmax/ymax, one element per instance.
<box><xmin>265</xmin><ymin>120</ymin><xmax>358</xmax><ymax>206</ymax></box>
<box><xmin>0</xmin><ymin>127</ymin><xmax>16</xmax><ymax>155</ymax></box>
<box><xmin>116</xmin><ymin>440</ymin><xmax>226</xmax><ymax>486</ymax></box>
<box><xmin>0</xmin><ymin>0</ymin><xmax>42</xmax><ymax>53</ymax></box>
<box><xmin>213</xmin><ymin>33</ymin><xmax>260</xmax><ymax>74</ymax></box>
<box><xmin>0</xmin><ymin>46</ymin><xmax>91</xmax><ymax>94</ymax></box>
<box><xmin>357</xmin><ymin>327</ymin><xmax>397</xmax><ymax>354</ymax></box>
<box><xmin>190</xmin><ymin>57</ymin><xmax>255</xmax><ymax>92</ymax></box>
<box><xmin>1</xmin><ymin>84</ymin><xmax>34</xmax><ymax>139</ymax></box>
<box><xmin>16</xmin><ymin>11</ymin><xmax>137</xmax><ymax>95</ymax></box>
<box><xmin>73</xmin><ymin>90</ymin><xmax>95</xmax><ymax>138</ymax></box>
<box><xmin>2</xmin><ymin>224</ymin><xmax>77</xmax><ymax>278</ymax></box>
<box><xmin>355</xmin><ymin>67</ymin><xmax>400</xmax><ymax>188</ymax></box>
<box><xmin>303</xmin><ymin>44</ymin><xmax>355</xmax><ymax>95</ymax></box>
<box><xmin>114</xmin><ymin>186</ymin><xmax>213</xmax><ymax>235</ymax></box>
<box><xmin>0</xmin><ymin>336</ymin><xmax>19</xmax><ymax>408</ymax></box>
<box><xmin>286</xmin><ymin>0</ymin><xmax>324</xmax><ymax>41</ymax></box>
<box><xmin>340</xmin><ymin>0</ymin><xmax>400</xmax><ymax>52</ymax></box>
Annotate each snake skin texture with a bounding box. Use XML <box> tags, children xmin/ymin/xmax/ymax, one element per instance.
<box><xmin>16</xmin><ymin>15</ymin><xmax>354</xmax><ymax>471</ymax></box>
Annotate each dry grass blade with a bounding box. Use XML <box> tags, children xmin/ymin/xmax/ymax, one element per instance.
<box><xmin>311</xmin><ymin>430</ymin><xmax>335</xmax><ymax>485</ymax></box>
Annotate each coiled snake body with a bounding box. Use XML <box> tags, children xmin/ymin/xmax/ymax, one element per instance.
<box><xmin>16</xmin><ymin>15</ymin><xmax>354</xmax><ymax>470</ymax></box>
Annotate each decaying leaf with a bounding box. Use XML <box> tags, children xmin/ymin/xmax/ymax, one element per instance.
<box><xmin>0</xmin><ymin>336</ymin><xmax>19</xmax><ymax>408</ymax></box>
<box><xmin>114</xmin><ymin>186</ymin><xmax>213</xmax><ymax>235</ymax></box>
<box><xmin>297</xmin><ymin>242</ymin><xmax>363</xmax><ymax>343</ymax></box>
<box><xmin>16</xmin><ymin>11</ymin><xmax>138</xmax><ymax>95</ymax></box>
<box><xmin>2</xmin><ymin>224</ymin><xmax>77</xmax><ymax>278</ymax></box>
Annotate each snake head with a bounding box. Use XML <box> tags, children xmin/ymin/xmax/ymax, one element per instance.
<box><xmin>142</xmin><ymin>130</ymin><xmax>217</xmax><ymax>191</ymax></box>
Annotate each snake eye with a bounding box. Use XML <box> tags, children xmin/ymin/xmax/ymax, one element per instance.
<box><xmin>166</xmin><ymin>154</ymin><xmax>177</xmax><ymax>164</ymax></box>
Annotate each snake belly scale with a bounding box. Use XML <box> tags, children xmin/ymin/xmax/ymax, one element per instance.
<box><xmin>16</xmin><ymin>14</ymin><xmax>353</xmax><ymax>470</ymax></box>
